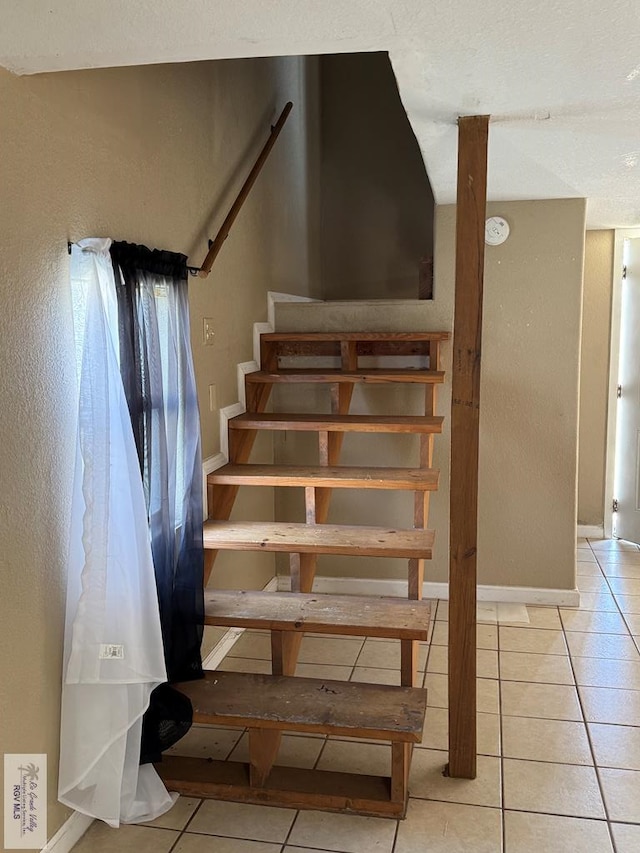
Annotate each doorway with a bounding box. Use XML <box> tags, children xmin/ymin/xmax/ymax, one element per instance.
<box><xmin>605</xmin><ymin>229</ymin><xmax>640</xmax><ymax>541</ymax></box>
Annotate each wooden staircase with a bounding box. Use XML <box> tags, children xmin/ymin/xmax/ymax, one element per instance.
<box><xmin>157</xmin><ymin>329</ymin><xmax>449</xmax><ymax>818</ymax></box>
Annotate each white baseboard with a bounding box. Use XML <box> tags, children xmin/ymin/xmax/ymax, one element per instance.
<box><xmin>202</xmin><ymin>576</ymin><xmax>278</xmax><ymax>670</ymax></box>
<box><xmin>276</xmin><ymin>575</ymin><xmax>580</xmax><ymax>608</ymax></box>
<box><xmin>578</xmin><ymin>524</ymin><xmax>604</xmax><ymax>539</ymax></box>
<box><xmin>43</xmin><ymin>810</ymin><xmax>93</xmax><ymax>853</ymax></box>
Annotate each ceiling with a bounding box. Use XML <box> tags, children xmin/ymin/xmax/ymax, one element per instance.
<box><xmin>2</xmin><ymin>0</ymin><xmax>640</xmax><ymax>228</ymax></box>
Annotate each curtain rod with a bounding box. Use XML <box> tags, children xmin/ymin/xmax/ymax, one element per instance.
<box><xmin>67</xmin><ymin>242</ymin><xmax>203</xmax><ymax>276</ymax></box>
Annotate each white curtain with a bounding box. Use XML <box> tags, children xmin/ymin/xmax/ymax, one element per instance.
<box><xmin>58</xmin><ymin>239</ymin><xmax>175</xmax><ymax>826</ymax></box>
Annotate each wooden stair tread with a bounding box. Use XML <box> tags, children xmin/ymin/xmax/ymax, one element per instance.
<box><xmin>272</xmin><ymin>341</ymin><xmax>435</xmax><ymax>358</ymax></box>
<box><xmin>262</xmin><ymin>331</ymin><xmax>450</xmax><ymax>342</ymax></box>
<box><xmin>204</xmin><ymin>590</ymin><xmax>431</xmax><ymax>639</ymax></box>
<box><xmin>208</xmin><ymin>464</ymin><xmax>439</xmax><ymax>490</ymax></box>
<box><xmin>202</xmin><ymin>521</ymin><xmax>434</xmax><ymax>558</ymax></box>
<box><xmin>174</xmin><ymin>671</ymin><xmax>427</xmax><ymax>742</ymax></box>
<box><xmin>246</xmin><ymin>369</ymin><xmax>445</xmax><ymax>384</ymax></box>
<box><xmin>230</xmin><ymin>412</ymin><xmax>444</xmax><ymax>434</ymax></box>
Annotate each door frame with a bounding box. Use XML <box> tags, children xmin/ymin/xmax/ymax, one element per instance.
<box><xmin>604</xmin><ymin>227</ymin><xmax>640</xmax><ymax>538</ymax></box>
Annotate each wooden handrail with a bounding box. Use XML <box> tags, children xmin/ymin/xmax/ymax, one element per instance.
<box><xmin>197</xmin><ymin>101</ymin><xmax>293</xmax><ymax>278</ymax></box>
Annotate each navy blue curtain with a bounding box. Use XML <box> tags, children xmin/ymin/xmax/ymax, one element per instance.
<box><xmin>110</xmin><ymin>241</ymin><xmax>204</xmax><ymax>762</ymax></box>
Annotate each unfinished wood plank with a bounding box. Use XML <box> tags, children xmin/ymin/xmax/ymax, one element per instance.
<box><xmin>203</xmin><ymin>590</ymin><xmax>432</xmax><ymax>640</ymax></box>
<box><xmin>157</xmin><ymin>756</ymin><xmax>407</xmax><ymax>817</ymax></box>
<box><xmin>448</xmin><ymin>114</ymin><xmax>489</xmax><ymax>781</ymax></box>
<box><xmin>260</xmin><ymin>338</ymin><xmax>279</xmax><ymax>372</ymax></box>
<box><xmin>276</xmin><ymin>340</ymin><xmax>433</xmax><ymax>358</ymax></box>
<box><xmin>230</xmin><ymin>412</ymin><xmax>444</xmax><ymax>434</ymax></box>
<box><xmin>208</xmin><ymin>464</ymin><xmax>440</xmax><ymax>491</ymax></box>
<box><xmin>288</xmin><ymin>552</ymin><xmax>315</xmax><ymax>593</ymax></box>
<box><xmin>390</xmin><ymin>742</ymin><xmax>411</xmax><ymax>804</ymax></box>
<box><xmin>202</xmin><ymin>521</ymin><xmax>435</xmax><ymax>558</ymax></box>
<box><xmin>245</xmin><ymin>369</ymin><xmax>445</xmax><ymax>384</ymax></box>
<box><xmin>262</xmin><ymin>332</ymin><xmax>451</xmax><ymax>343</ymax></box>
<box><xmin>318</xmin><ymin>432</ymin><xmax>330</xmax><ymax>466</ymax></box>
<box><xmin>174</xmin><ymin>671</ymin><xmax>427</xmax><ymax>742</ymax></box>
<box><xmin>276</xmin><ymin>553</ymin><xmax>317</xmax><ymax>688</ymax></box>
<box><xmin>248</xmin><ymin>727</ymin><xmax>280</xmax><ymax>788</ymax></box>
<box><xmin>304</xmin><ymin>486</ymin><xmax>316</xmax><ymax>524</ymax></box>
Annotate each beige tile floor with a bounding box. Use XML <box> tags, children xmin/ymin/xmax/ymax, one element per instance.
<box><xmin>73</xmin><ymin>537</ymin><xmax>640</xmax><ymax>852</ymax></box>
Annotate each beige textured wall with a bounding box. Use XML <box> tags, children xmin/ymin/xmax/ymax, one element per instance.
<box><xmin>578</xmin><ymin>230</ymin><xmax>614</xmax><ymax>525</ymax></box>
<box><xmin>319</xmin><ymin>52</ymin><xmax>435</xmax><ymax>300</ymax></box>
<box><xmin>0</xmin><ymin>56</ymin><xmax>315</xmax><ymax>842</ymax></box>
<box><xmin>435</xmin><ymin>200</ymin><xmax>585</xmax><ymax>589</ymax></box>
<box><xmin>275</xmin><ymin>199</ymin><xmax>585</xmax><ymax>593</ymax></box>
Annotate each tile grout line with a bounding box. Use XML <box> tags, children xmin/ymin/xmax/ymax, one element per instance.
<box><xmin>563</xmin><ymin>543</ymin><xmax>619</xmax><ymax>852</ymax></box>
<box><xmin>278</xmin><ymin>806</ymin><xmax>301</xmax><ymax>853</ymax></box>
<box><xmin>169</xmin><ymin>797</ymin><xmax>206</xmax><ymax>851</ymax></box>
<box><xmin>166</xmin><ymin>827</ymin><xmax>184</xmax><ymax>853</ymax></box>
<box><xmin>497</xmin><ymin>612</ymin><xmax>506</xmax><ymax>853</ymax></box>
<box><xmin>592</xmin><ymin>548</ymin><xmax>640</xmax><ymax>656</ymax></box>
<box><xmin>389</xmin><ymin>813</ymin><xmax>401</xmax><ymax>853</ymax></box>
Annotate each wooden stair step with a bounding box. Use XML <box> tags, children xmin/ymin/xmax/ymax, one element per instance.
<box><xmin>262</xmin><ymin>332</ymin><xmax>450</xmax><ymax>342</ymax></box>
<box><xmin>204</xmin><ymin>590</ymin><xmax>431</xmax><ymax>640</ymax></box>
<box><xmin>246</xmin><ymin>368</ymin><xmax>445</xmax><ymax>385</ymax></box>
<box><xmin>230</xmin><ymin>412</ymin><xmax>444</xmax><ymax>434</ymax></box>
<box><xmin>174</xmin><ymin>671</ymin><xmax>427</xmax><ymax>743</ymax></box>
<box><xmin>203</xmin><ymin>521</ymin><xmax>434</xmax><ymax>558</ymax></box>
<box><xmin>208</xmin><ymin>464</ymin><xmax>439</xmax><ymax>491</ymax></box>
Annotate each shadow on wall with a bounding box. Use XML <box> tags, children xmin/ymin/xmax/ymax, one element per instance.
<box><xmin>320</xmin><ymin>52</ymin><xmax>435</xmax><ymax>301</ymax></box>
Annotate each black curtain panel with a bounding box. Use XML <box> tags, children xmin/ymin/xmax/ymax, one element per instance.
<box><xmin>110</xmin><ymin>241</ymin><xmax>204</xmax><ymax>762</ymax></box>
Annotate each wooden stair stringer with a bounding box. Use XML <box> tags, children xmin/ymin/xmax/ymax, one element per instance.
<box><xmin>208</xmin><ymin>464</ymin><xmax>440</xmax><ymax>491</ymax></box>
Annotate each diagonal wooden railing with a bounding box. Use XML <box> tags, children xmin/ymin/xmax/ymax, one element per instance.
<box><xmin>191</xmin><ymin>102</ymin><xmax>293</xmax><ymax>278</ymax></box>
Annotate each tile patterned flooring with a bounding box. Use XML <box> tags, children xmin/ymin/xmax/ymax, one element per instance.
<box><xmin>73</xmin><ymin>538</ymin><xmax>640</xmax><ymax>852</ymax></box>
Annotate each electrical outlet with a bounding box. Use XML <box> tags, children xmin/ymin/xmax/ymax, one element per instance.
<box><xmin>203</xmin><ymin>318</ymin><xmax>215</xmax><ymax>346</ymax></box>
<box><xmin>208</xmin><ymin>384</ymin><xmax>217</xmax><ymax>411</ymax></box>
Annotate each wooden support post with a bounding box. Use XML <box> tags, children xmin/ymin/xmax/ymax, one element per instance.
<box><xmin>276</xmin><ymin>552</ymin><xmax>317</xmax><ymax>679</ymax></box>
<box><xmin>248</xmin><ymin>727</ymin><xmax>279</xmax><ymax>788</ymax></box>
<box><xmin>448</xmin><ymin>115</ymin><xmax>489</xmax><ymax>779</ymax></box>
<box><xmin>305</xmin><ymin>487</ymin><xmax>317</xmax><ymax>524</ymax></box>
<box><xmin>390</xmin><ymin>742</ymin><xmax>411</xmax><ymax>804</ymax></box>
